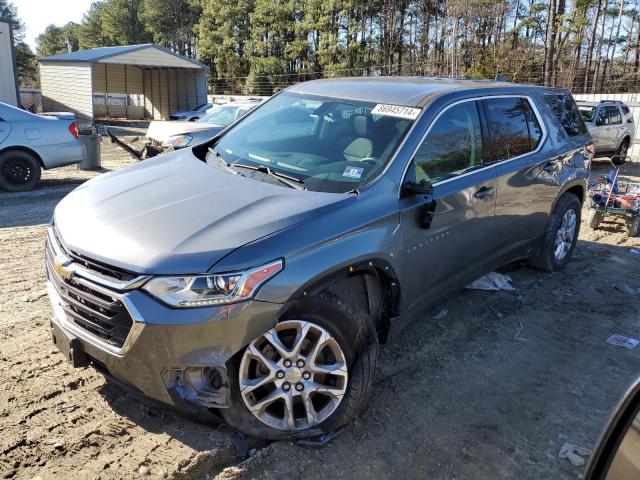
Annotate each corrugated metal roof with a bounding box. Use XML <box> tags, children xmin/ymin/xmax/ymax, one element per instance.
<box><xmin>39</xmin><ymin>44</ymin><xmax>206</xmax><ymax>69</ymax></box>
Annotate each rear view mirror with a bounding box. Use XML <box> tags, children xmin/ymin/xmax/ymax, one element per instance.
<box><xmin>584</xmin><ymin>377</ymin><xmax>640</xmax><ymax>480</ymax></box>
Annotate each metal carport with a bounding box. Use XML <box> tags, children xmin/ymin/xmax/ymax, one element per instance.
<box><xmin>39</xmin><ymin>44</ymin><xmax>207</xmax><ymax>123</ymax></box>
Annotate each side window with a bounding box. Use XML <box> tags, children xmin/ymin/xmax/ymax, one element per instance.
<box><xmin>544</xmin><ymin>94</ymin><xmax>589</xmax><ymax>137</ymax></box>
<box><xmin>621</xmin><ymin>105</ymin><xmax>634</xmax><ymax>124</ymax></box>
<box><xmin>484</xmin><ymin>97</ymin><xmax>532</xmax><ymax>161</ymax></box>
<box><xmin>413</xmin><ymin>101</ymin><xmax>483</xmax><ymax>183</ymax></box>
<box><xmin>607</xmin><ymin>106</ymin><xmax>622</xmax><ymax>125</ymax></box>
<box><xmin>522</xmin><ymin>99</ymin><xmax>543</xmax><ymax>149</ymax></box>
<box><xmin>595</xmin><ymin>107</ymin><xmax>609</xmax><ymax>126</ymax></box>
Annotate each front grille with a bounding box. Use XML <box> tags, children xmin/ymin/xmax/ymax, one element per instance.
<box><xmin>46</xmin><ymin>245</ymin><xmax>133</xmax><ymax>348</ymax></box>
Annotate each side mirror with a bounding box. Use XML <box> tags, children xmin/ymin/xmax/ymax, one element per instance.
<box><xmin>584</xmin><ymin>377</ymin><xmax>640</xmax><ymax>480</ymax></box>
<box><xmin>402</xmin><ymin>179</ymin><xmax>434</xmax><ymax>197</ymax></box>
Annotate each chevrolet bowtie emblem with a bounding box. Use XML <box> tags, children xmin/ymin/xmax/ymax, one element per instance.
<box><xmin>53</xmin><ymin>257</ymin><xmax>74</xmax><ymax>280</ymax></box>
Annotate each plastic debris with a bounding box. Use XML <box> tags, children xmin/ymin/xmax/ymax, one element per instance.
<box><xmin>630</xmin><ymin>248</ymin><xmax>640</xmax><ymax>257</ymax></box>
<box><xmin>559</xmin><ymin>443</ymin><xmax>591</xmax><ymax>467</ymax></box>
<box><xmin>607</xmin><ymin>334</ymin><xmax>640</xmax><ymax>349</ymax></box>
<box><xmin>513</xmin><ymin>322</ymin><xmax>528</xmax><ymax>342</ymax></box>
<box><xmin>614</xmin><ymin>283</ymin><xmax>639</xmax><ymax>295</ymax></box>
<box><xmin>433</xmin><ymin>309</ymin><xmax>448</xmax><ymax>320</ymax></box>
<box><xmin>295</xmin><ymin>426</ymin><xmax>346</xmax><ymax>447</ymax></box>
<box><xmin>466</xmin><ymin>272</ymin><xmax>515</xmax><ymax>291</ymax></box>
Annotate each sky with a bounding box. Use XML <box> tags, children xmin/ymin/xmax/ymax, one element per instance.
<box><xmin>12</xmin><ymin>0</ymin><xmax>94</xmax><ymax>51</ymax></box>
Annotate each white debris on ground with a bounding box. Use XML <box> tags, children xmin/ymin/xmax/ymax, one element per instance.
<box><xmin>466</xmin><ymin>272</ymin><xmax>516</xmax><ymax>291</ymax></box>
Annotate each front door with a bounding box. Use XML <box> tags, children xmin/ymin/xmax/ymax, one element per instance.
<box><xmin>399</xmin><ymin>99</ymin><xmax>499</xmax><ymax>311</ymax></box>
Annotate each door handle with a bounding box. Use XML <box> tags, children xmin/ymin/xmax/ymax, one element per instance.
<box><xmin>474</xmin><ymin>186</ymin><xmax>494</xmax><ymax>200</ymax></box>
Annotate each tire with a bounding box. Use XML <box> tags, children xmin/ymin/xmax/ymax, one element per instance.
<box><xmin>221</xmin><ymin>291</ymin><xmax>379</xmax><ymax>440</ymax></box>
<box><xmin>628</xmin><ymin>217</ymin><xmax>640</xmax><ymax>237</ymax></box>
<box><xmin>617</xmin><ymin>138</ymin><xmax>630</xmax><ymax>159</ymax></box>
<box><xmin>588</xmin><ymin>209</ymin><xmax>603</xmax><ymax>230</ymax></box>
<box><xmin>0</xmin><ymin>150</ymin><xmax>41</xmax><ymax>192</ymax></box>
<box><xmin>529</xmin><ymin>192</ymin><xmax>582</xmax><ymax>272</ymax></box>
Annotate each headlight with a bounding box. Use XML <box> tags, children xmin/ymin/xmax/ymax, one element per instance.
<box><xmin>142</xmin><ymin>259</ymin><xmax>283</xmax><ymax>308</ymax></box>
<box><xmin>165</xmin><ymin>134</ymin><xmax>193</xmax><ymax>148</ymax></box>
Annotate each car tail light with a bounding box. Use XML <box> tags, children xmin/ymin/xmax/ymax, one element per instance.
<box><xmin>585</xmin><ymin>141</ymin><xmax>595</xmax><ymax>157</ymax></box>
<box><xmin>68</xmin><ymin>121</ymin><xmax>79</xmax><ymax>139</ymax></box>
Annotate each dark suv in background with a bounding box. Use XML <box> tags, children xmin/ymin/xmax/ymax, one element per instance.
<box><xmin>46</xmin><ymin>78</ymin><xmax>592</xmax><ymax>440</ymax></box>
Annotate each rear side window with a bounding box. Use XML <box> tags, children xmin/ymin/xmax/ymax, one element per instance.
<box><xmin>483</xmin><ymin>97</ymin><xmax>536</xmax><ymax>161</ymax></box>
<box><xmin>606</xmin><ymin>106</ymin><xmax>622</xmax><ymax>125</ymax></box>
<box><xmin>544</xmin><ymin>94</ymin><xmax>589</xmax><ymax>137</ymax></box>
<box><xmin>413</xmin><ymin>101</ymin><xmax>483</xmax><ymax>183</ymax></box>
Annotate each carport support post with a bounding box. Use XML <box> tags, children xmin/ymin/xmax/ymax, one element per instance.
<box><xmin>124</xmin><ymin>64</ymin><xmax>129</xmax><ymax>119</ymax></box>
<box><xmin>174</xmin><ymin>69</ymin><xmax>179</xmax><ymax>114</ymax></box>
<box><xmin>104</xmin><ymin>63</ymin><xmax>109</xmax><ymax>118</ymax></box>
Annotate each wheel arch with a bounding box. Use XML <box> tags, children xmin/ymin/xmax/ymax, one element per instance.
<box><xmin>617</xmin><ymin>135</ymin><xmax>632</xmax><ymax>151</ymax></box>
<box><xmin>0</xmin><ymin>145</ymin><xmax>45</xmax><ymax>169</ymax></box>
<box><xmin>555</xmin><ymin>180</ymin><xmax>586</xmax><ymax>207</ymax></box>
<box><xmin>279</xmin><ymin>258</ymin><xmax>401</xmax><ymax>344</ymax></box>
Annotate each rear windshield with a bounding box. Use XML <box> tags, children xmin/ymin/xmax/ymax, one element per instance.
<box><xmin>578</xmin><ymin>106</ymin><xmax>596</xmax><ymax>122</ymax></box>
<box><xmin>544</xmin><ymin>94</ymin><xmax>589</xmax><ymax>137</ymax></box>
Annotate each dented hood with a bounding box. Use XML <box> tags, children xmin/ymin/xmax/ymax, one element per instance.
<box><xmin>53</xmin><ymin>150</ymin><xmax>347</xmax><ymax>274</ymax></box>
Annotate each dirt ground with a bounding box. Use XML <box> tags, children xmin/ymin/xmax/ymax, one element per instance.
<box><xmin>1</xmin><ymin>141</ymin><xmax>640</xmax><ymax>480</ymax></box>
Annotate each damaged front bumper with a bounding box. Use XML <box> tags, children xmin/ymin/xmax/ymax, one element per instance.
<box><xmin>45</xmin><ymin>232</ymin><xmax>281</xmax><ymax>411</ymax></box>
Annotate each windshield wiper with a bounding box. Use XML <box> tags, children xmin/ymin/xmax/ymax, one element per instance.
<box><xmin>233</xmin><ymin>163</ymin><xmax>306</xmax><ymax>190</ymax></box>
<box><xmin>207</xmin><ymin>148</ymin><xmax>239</xmax><ymax>175</ymax></box>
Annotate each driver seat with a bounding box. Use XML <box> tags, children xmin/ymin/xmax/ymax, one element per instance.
<box><xmin>343</xmin><ymin>115</ymin><xmax>373</xmax><ymax>162</ymax></box>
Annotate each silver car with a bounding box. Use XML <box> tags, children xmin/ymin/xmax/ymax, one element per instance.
<box><xmin>0</xmin><ymin>102</ymin><xmax>86</xmax><ymax>192</ymax></box>
<box><xmin>577</xmin><ymin>100</ymin><xmax>635</xmax><ymax>158</ymax></box>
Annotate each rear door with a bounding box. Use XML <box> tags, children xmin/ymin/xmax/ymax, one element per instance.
<box><xmin>593</xmin><ymin>106</ymin><xmax>615</xmax><ymax>150</ymax></box>
<box><xmin>492</xmin><ymin>93</ymin><xmax>590</xmax><ymax>255</ymax></box>
<box><xmin>605</xmin><ymin>105</ymin><xmax>624</xmax><ymax>150</ymax></box>
<box><xmin>399</xmin><ymin>99</ymin><xmax>499</xmax><ymax>309</ymax></box>
<box><xmin>481</xmin><ymin>95</ymin><xmax>553</xmax><ymax>258</ymax></box>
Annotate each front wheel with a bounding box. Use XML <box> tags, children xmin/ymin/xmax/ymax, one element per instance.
<box><xmin>221</xmin><ymin>292</ymin><xmax>378</xmax><ymax>440</ymax></box>
<box><xmin>530</xmin><ymin>192</ymin><xmax>582</xmax><ymax>272</ymax></box>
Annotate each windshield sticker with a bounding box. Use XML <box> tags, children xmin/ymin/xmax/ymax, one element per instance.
<box><xmin>343</xmin><ymin>166</ymin><xmax>364</xmax><ymax>179</ymax></box>
<box><xmin>371</xmin><ymin>104</ymin><xmax>421</xmax><ymax>120</ymax></box>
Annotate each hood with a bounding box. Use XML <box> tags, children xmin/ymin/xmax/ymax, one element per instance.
<box><xmin>53</xmin><ymin>150</ymin><xmax>348</xmax><ymax>274</ymax></box>
<box><xmin>146</xmin><ymin>121</ymin><xmax>220</xmax><ymax>144</ymax></box>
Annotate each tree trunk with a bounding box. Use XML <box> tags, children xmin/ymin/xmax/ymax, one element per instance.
<box><xmin>592</xmin><ymin>0</ymin><xmax>609</xmax><ymax>93</ymax></box>
<box><xmin>544</xmin><ymin>0</ymin><xmax>557</xmax><ymax>86</ymax></box>
<box><xmin>584</xmin><ymin>0</ymin><xmax>602</xmax><ymax>92</ymax></box>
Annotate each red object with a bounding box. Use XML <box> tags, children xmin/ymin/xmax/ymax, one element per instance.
<box><xmin>68</xmin><ymin>121</ymin><xmax>79</xmax><ymax>139</ymax></box>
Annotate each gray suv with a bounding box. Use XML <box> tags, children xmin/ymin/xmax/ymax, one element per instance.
<box><xmin>577</xmin><ymin>100</ymin><xmax>634</xmax><ymax>158</ymax></box>
<box><xmin>45</xmin><ymin>78</ymin><xmax>592</xmax><ymax>440</ymax></box>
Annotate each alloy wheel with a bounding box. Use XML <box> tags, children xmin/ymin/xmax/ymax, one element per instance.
<box><xmin>239</xmin><ymin>320</ymin><xmax>348</xmax><ymax>431</ymax></box>
<box><xmin>554</xmin><ymin>209</ymin><xmax>577</xmax><ymax>261</ymax></box>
